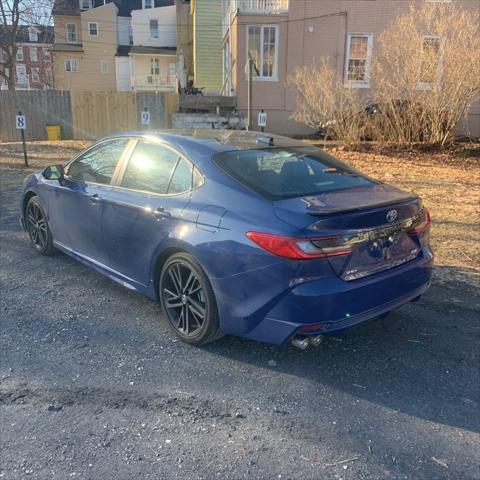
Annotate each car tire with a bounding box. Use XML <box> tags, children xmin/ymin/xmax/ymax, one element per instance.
<box><xmin>25</xmin><ymin>196</ymin><xmax>56</xmax><ymax>256</ymax></box>
<box><xmin>159</xmin><ymin>252</ymin><xmax>223</xmax><ymax>345</ymax></box>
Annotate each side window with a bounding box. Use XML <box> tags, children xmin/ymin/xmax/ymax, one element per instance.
<box><xmin>121</xmin><ymin>141</ymin><xmax>180</xmax><ymax>194</ymax></box>
<box><xmin>68</xmin><ymin>139</ymin><xmax>128</xmax><ymax>184</ymax></box>
<box><xmin>168</xmin><ymin>157</ymin><xmax>193</xmax><ymax>194</ymax></box>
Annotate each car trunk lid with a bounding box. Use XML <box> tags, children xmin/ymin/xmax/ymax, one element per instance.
<box><xmin>273</xmin><ymin>184</ymin><xmax>424</xmax><ymax>280</ymax></box>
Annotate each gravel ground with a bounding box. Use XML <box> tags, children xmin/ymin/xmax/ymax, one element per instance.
<box><xmin>1</xmin><ymin>141</ymin><xmax>479</xmax><ymax>480</ymax></box>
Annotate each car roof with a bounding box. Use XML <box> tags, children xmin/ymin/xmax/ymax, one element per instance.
<box><xmin>99</xmin><ymin>129</ymin><xmax>307</xmax><ymax>155</ymax></box>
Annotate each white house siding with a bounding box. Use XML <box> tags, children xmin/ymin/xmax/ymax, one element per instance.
<box><xmin>131</xmin><ymin>5</ymin><xmax>176</xmax><ymax>48</ymax></box>
<box><xmin>115</xmin><ymin>57</ymin><xmax>131</xmax><ymax>91</ymax></box>
<box><xmin>117</xmin><ymin>16</ymin><xmax>131</xmax><ymax>46</ymax></box>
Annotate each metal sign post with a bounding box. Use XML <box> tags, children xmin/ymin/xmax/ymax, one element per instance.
<box><xmin>16</xmin><ymin>111</ymin><xmax>28</xmax><ymax>167</ymax></box>
<box><xmin>258</xmin><ymin>110</ymin><xmax>267</xmax><ymax>132</ymax></box>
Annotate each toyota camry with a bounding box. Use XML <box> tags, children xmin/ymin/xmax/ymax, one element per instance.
<box><xmin>20</xmin><ymin>131</ymin><xmax>433</xmax><ymax>347</ymax></box>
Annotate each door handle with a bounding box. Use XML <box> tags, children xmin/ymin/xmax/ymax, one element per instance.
<box><xmin>89</xmin><ymin>193</ymin><xmax>102</xmax><ymax>204</ymax></box>
<box><xmin>153</xmin><ymin>207</ymin><xmax>171</xmax><ymax>220</ymax></box>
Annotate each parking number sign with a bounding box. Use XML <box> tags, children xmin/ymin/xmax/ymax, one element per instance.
<box><xmin>258</xmin><ymin>111</ymin><xmax>267</xmax><ymax>128</ymax></box>
<box><xmin>16</xmin><ymin>114</ymin><xmax>26</xmax><ymax>130</ymax></box>
<box><xmin>141</xmin><ymin>110</ymin><xmax>150</xmax><ymax>126</ymax></box>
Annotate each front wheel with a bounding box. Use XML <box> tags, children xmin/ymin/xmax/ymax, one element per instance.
<box><xmin>25</xmin><ymin>196</ymin><xmax>56</xmax><ymax>256</ymax></box>
<box><xmin>159</xmin><ymin>253</ymin><xmax>222</xmax><ymax>345</ymax></box>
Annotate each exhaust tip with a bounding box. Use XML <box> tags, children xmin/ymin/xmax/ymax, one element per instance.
<box><xmin>291</xmin><ymin>335</ymin><xmax>325</xmax><ymax>350</ymax></box>
<box><xmin>291</xmin><ymin>337</ymin><xmax>310</xmax><ymax>350</ymax></box>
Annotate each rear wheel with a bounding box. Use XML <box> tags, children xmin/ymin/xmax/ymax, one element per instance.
<box><xmin>159</xmin><ymin>253</ymin><xmax>222</xmax><ymax>345</ymax></box>
<box><xmin>26</xmin><ymin>196</ymin><xmax>56</xmax><ymax>256</ymax></box>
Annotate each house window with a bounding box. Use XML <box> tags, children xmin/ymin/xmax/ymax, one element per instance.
<box><xmin>30</xmin><ymin>47</ymin><xmax>37</xmax><ymax>62</ymax></box>
<box><xmin>247</xmin><ymin>25</ymin><xmax>279</xmax><ymax>80</ymax></box>
<box><xmin>100</xmin><ymin>60</ymin><xmax>108</xmax><ymax>73</ymax></box>
<box><xmin>16</xmin><ymin>47</ymin><xmax>24</xmax><ymax>61</ymax></box>
<box><xmin>418</xmin><ymin>36</ymin><xmax>443</xmax><ymax>89</ymax></box>
<box><xmin>16</xmin><ymin>65</ymin><xmax>27</xmax><ymax>85</ymax></box>
<box><xmin>79</xmin><ymin>0</ymin><xmax>91</xmax><ymax>9</ymax></box>
<box><xmin>88</xmin><ymin>22</ymin><xmax>98</xmax><ymax>36</ymax></box>
<box><xmin>65</xmin><ymin>59</ymin><xmax>78</xmax><ymax>72</ymax></box>
<box><xmin>28</xmin><ymin>28</ymin><xmax>38</xmax><ymax>42</ymax></box>
<box><xmin>150</xmin><ymin>19</ymin><xmax>159</xmax><ymax>39</ymax></box>
<box><xmin>345</xmin><ymin>33</ymin><xmax>373</xmax><ymax>88</ymax></box>
<box><xmin>31</xmin><ymin>69</ymin><xmax>40</xmax><ymax>83</ymax></box>
<box><xmin>150</xmin><ymin>58</ymin><xmax>160</xmax><ymax>75</ymax></box>
<box><xmin>143</xmin><ymin>0</ymin><xmax>153</xmax><ymax>8</ymax></box>
<box><xmin>44</xmin><ymin>47</ymin><xmax>50</xmax><ymax>59</ymax></box>
<box><xmin>67</xmin><ymin>24</ymin><xmax>77</xmax><ymax>42</ymax></box>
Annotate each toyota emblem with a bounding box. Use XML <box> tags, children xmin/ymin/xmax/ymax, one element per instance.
<box><xmin>386</xmin><ymin>209</ymin><xmax>398</xmax><ymax>223</ymax></box>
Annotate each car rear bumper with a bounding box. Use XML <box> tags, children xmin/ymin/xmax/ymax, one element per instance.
<box><xmin>220</xmin><ymin>250</ymin><xmax>433</xmax><ymax>345</ymax></box>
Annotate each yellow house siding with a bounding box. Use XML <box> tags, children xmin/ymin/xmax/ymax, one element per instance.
<box><xmin>193</xmin><ymin>0</ymin><xmax>223</xmax><ymax>93</ymax></box>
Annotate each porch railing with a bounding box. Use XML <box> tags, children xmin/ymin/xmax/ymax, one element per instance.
<box><xmin>132</xmin><ymin>73</ymin><xmax>177</xmax><ymax>91</ymax></box>
<box><xmin>223</xmin><ymin>0</ymin><xmax>288</xmax><ymax>36</ymax></box>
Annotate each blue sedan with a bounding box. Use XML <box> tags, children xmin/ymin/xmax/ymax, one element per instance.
<box><xmin>20</xmin><ymin>131</ymin><xmax>433</xmax><ymax>347</ymax></box>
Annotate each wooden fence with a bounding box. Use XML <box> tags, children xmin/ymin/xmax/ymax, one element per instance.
<box><xmin>0</xmin><ymin>90</ymin><xmax>178</xmax><ymax>141</ymax></box>
<box><xmin>0</xmin><ymin>90</ymin><xmax>73</xmax><ymax>142</ymax></box>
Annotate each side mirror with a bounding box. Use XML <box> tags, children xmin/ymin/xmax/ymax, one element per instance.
<box><xmin>42</xmin><ymin>164</ymin><xmax>65</xmax><ymax>181</ymax></box>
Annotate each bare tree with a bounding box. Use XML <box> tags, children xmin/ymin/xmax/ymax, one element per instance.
<box><xmin>370</xmin><ymin>2</ymin><xmax>480</xmax><ymax>146</ymax></box>
<box><xmin>0</xmin><ymin>0</ymin><xmax>52</xmax><ymax>90</ymax></box>
<box><xmin>287</xmin><ymin>58</ymin><xmax>367</xmax><ymax>146</ymax></box>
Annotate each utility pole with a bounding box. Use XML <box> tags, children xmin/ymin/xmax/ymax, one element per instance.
<box><xmin>247</xmin><ymin>57</ymin><xmax>253</xmax><ymax>131</ymax></box>
<box><xmin>246</xmin><ymin>55</ymin><xmax>260</xmax><ymax>131</ymax></box>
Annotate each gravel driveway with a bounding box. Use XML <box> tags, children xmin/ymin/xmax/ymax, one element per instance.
<box><xmin>1</xmin><ymin>145</ymin><xmax>479</xmax><ymax>480</ymax></box>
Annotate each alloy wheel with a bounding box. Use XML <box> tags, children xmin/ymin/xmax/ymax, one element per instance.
<box><xmin>27</xmin><ymin>202</ymin><xmax>48</xmax><ymax>250</ymax></box>
<box><xmin>162</xmin><ymin>261</ymin><xmax>206</xmax><ymax>336</ymax></box>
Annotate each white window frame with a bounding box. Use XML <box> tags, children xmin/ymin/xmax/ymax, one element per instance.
<box><xmin>16</xmin><ymin>64</ymin><xmax>27</xmax><ymax>85</ymax></box>
<box><xmin>143</xmin><ymin>0</ymin><xmax>153</xmax><ymax>8</ymax></box>
<box><xmin>65</xmin><ymin>59</ymin><xmax>78</xmax><ymax>72</ymax></box>
<box><xmin>100</xmin><ymin>59</ymin><xmax>108</xmax><ymax>73</ymax></box>
<box><xmin>67</xmin><ymin>23</ymin><xmax>77</xmax><ymax>43</ymax></box>
<box><xmin>246</xmin><ymin>25</ymin><xmax>279</xmax><ymax>81</ymax></box>
<box><xmin>30</xmin><ymin>47</ymin><xmax>38</xmax><ymax>62</ymax></box>
<box><xmin>150</xmin><ymin>57</ymin><xmax>160</xmax><ymax>76</ymax></box>
<box><xmin>149</xmin><ymin>19</ymin><xmax>159</xmax><ymax>39</ymax></box>
<box><xmin>344</xmin><ymin>33</ymin><xmax>373</xmax><ymax>88</ymax></box>
<box><xmin>28</xmin><ymin>28</ymin><xmax>38</xmax><ymax>42</ymax></box>
<box><xmin>43</xmin><ymin>47</ymin><xmax>50</xmax><ymax>59</ymax></box>
<box><xmin>88</xmin><ymin>22</ymin><xmax>98</xmax><ymax>36</ymax></box>
<box><xmin>417</xmin><ymin>35</ymin><xmax>445</xmax><ymax>91</ymax></box>
<box><xmin>31</xmin><ymin>69</ymin><xmax>40</xmax><ymax>83</ymax></box>
<box><xmin>16</xmin><ymin>47</ymin><xmax>24</xmax><ymax>61</ymax></box>
<box><xmin>79</xmin><ymin>0</ymin><xmax>91</xmax><ymax>10</ymax></box>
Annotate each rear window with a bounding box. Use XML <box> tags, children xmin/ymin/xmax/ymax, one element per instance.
<box><xmin>214</xmin><ymin>147</ymin><xmax>375</xmax><ymax>200</ymax></box>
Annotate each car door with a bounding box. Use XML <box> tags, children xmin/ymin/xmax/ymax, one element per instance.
<box><xmin>48</xmin><ymin>138</ymin><xmax>130</xmax><ymax>266</ymax></box>
<box><xmin>102</xmin><ymin>139</ymin><xmax>202</xmax><ymax>288</ymax></box>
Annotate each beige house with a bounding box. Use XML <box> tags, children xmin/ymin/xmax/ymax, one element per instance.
<box><xmin>51</xmin><ymin>2</ymin><xmax>118</xmax><ymax>91</ymax></box>
<box><xmin>51</xmin><ymin>0</ymin><xmax>177</xmax><ymax>93</ymax></box>
<box><xmin>222</xmin><ymin>0</ymin><xmax>480</xmax><ymax>137</ymax></box>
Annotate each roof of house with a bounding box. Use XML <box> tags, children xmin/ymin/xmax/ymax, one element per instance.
<box><xmin>116</xmin><ymin>45</ymin><xmax>132</xmax><ymax>56</ymax></box>
<box><xmin>129</xmin><ymin>45</ymin><xmax>176</xmax><ymax>55</ymax></box>
<box><xmin>50</xmin><ymin>43</ymin><xmax>84</xmax><ymax>52</ymax></box>
<box><xmin>52</xmin><ymin>0</ymin><xmax>174</xmax><ymax>17</ymax></box>
<box><xmin>0</xmin><ymin>25</ymin><xmax>54</xmax><ymax>44</ymax></box>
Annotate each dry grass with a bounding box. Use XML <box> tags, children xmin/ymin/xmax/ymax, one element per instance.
<box><xmin>1</xmin><ymin>140</ymin><xmax>479</xmax><ymax>271</ymax></box>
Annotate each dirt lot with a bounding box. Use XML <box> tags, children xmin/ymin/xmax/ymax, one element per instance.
<box><xmin>1</xmin><ymin>140</ymin><xmax>479</xmax><ymax>480</ymax></box>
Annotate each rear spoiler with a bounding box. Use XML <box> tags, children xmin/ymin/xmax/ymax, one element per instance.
<box><xmin>303</xmin><ymin>195</ymin><xmax>419</xmax><ymax>216</ymax></box>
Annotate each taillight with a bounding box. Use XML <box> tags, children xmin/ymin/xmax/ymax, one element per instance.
<box><xmin>409</xmin><ymin>208</ymin><xmax>431</xmax><ymax>235</ymax></box>
<box><xmin>246</xmin><ymin>231</ymin><xmax>353</xmax><ymax>260</ymax></box>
